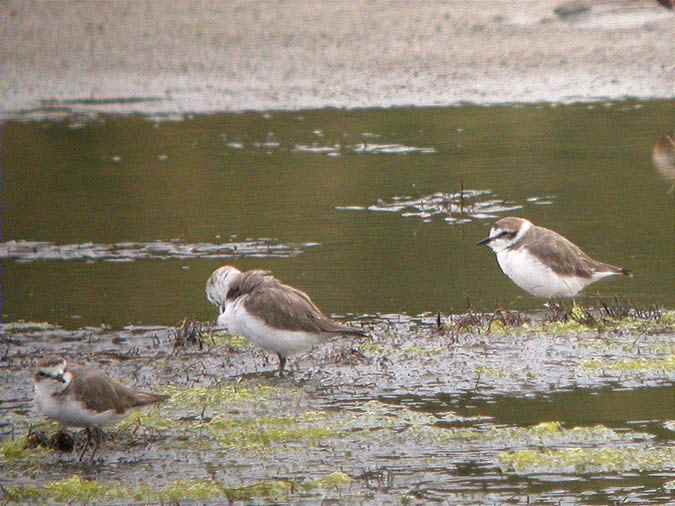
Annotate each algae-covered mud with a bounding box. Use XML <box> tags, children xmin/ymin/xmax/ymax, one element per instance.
<box><xmin>1</xmin><ymin>307</ymin><xmax>674</xmax><ymax>504</ymax></box>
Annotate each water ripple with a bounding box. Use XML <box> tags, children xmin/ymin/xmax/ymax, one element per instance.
<box><xmin>338</xmin><ymin>190</ymin><xmax>525</xmax><ymax>224</ymax></box>
<box><xmin>0</xmin><ymin>239</ymin><xmax>317</xmax><ymax>263</ymax></box>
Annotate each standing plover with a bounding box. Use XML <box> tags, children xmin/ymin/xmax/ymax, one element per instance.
<box><xmin>33</xmin><ymin>356</ymin><xmax>168</xmax><ymax>457</ymax></box>
<box><xmin>478</xmin><ymin>217</ymin><xmax>631</xmax><ymax>298</ymax></box>
<box><xmin>206</xmin><ymin>265</ymin><xmax>367</xmax><ymax>373</ymax></box>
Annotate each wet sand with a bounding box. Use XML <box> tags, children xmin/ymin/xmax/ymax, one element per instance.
<box><xmin>1</xmin><ymin>0</ymin><xmax>674</xmax><ymax>116</ymax></box>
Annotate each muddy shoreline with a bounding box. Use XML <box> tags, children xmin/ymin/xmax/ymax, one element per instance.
<box><xmin>2</xmin><ymin>1</ymin><xmax>674</xmax><ymax>117</ymax></box>
<box><xmin>1</xmin><ymin>308</ymin><xmax>674</xmax><ymax>504</ymax></box>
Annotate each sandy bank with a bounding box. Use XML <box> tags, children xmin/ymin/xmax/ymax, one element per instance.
<box><xmin>1</xmin><ymin>0</ymin><xmax>674</xmax><ymax>116</ymax></box>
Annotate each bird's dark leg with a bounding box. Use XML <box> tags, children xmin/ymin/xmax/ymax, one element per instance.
<box><xmin>89</xmin><ymin>428</ymin><xmax>103</xmax><ymax>461</ymax></box>
<box><xmin>78</xmin><ymin>428</ymin><xmax>92</xmax><ymax>462</ymax></box>
<box><xmin>277</xmin><ymin>353</ymin><xmax>287</xmax><ymax>375</ymax></box>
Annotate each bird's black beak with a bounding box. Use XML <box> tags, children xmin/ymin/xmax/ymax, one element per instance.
<box><xmin>55</xmin><ymin>373</ymin><xmax>66</xmax><ymax>383</ymax></box>
<box><xmin>477</xmin><ymin>236</ymin><xmax>493</xmax><ymax>246</ymax></box>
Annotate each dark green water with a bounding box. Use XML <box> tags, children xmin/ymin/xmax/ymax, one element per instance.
<box><xmin>2</xmin><ymin>101</ymin><xmax>674</xmax><ymax>328</ymax></box>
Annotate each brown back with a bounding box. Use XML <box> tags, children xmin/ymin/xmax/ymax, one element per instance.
<box><xmin>233</xmin><ymin>271</ymin><xmax>366</xmax><ymax>335</ymax></box>
<box><xmin>514</xmin><ymin>225</ymin><xmax>624</xmax><ymax>278</ymax></box>
<box><xmin>65</xmin><ymin>366</ymin><xmax>167</xmax><ymax>414</ymax></box>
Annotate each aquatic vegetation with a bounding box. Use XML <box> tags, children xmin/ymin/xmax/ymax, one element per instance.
<box><xmin>209</xmin><ymin>332</ymin><xmax>251</xmax><ymax>351</ymax></box>
<box><xmin>162</xmin><ymin>383</ymin><xmax>280</xmax><ymax>411</ymax></box>
<box><xmin>345</xmin><ymin>189</ymin><xmax>523</xmax><ymax>225</ymax></box>
<box><xmin>115</xmin><ymin>406</ymin><xmax>178</xmax><ymax>433</ymax></box>
<box><xmin>356</xmin><ymin>342</ymin><xmax>385</xmax><ymax>355</ymax></box>
<box><xmin>582</xmin><ymin>355</ymin><xmax>675</xmax><ymax>375</ymax></box>
<box><xmin>2</xmin><ymin>472</ymin><xmax>351</xmax><ymax>503</ymax></box>
<box><xmin>45</xmin><ymin>476</ymin><xmax>128</xmax><ymax>503</ymax></box>
<box><xmin>1</xmin><ymin>437</ymin><xmax>52</xmax><ymax>463</ymax></box>
<box><xmin>474</xmin><ymin>366</ymin><xmax>509</xmax><ymax>380</ymax></box>
<box><xmin>304</xmin><ymin>471</ymin><xmax>352</xmax><ymax>490</ymax></box>
<box><xmin>150</xmin><ymin>480</ymin><xmax>226</xmax><ymax>503</ymax></box>
<box><xmin>498</xmin><ymin>447</ymin><xmax>675</xmax><ymax>474</ymax></box>
<box><xmin>208</xmin><ymin>412</ymin><xmax>337</xmax><ymax>450</ymax></box>
<box><xmin>429</xmin><ymin>421</ymin><xmax>649</xmax><ymax>446</ymax></box>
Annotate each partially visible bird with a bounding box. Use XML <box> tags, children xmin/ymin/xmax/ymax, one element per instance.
<box><xmin>33</xmin><ymin>356</ymin><xmax>168</xmax><ymax>459</ymax></box>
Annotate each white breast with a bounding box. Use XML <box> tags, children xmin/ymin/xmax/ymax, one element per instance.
<box><xmin>218</xmin><ymin>297</ymin><xmax>323</xmax><ymax>356</ymax></box>
<box><xmin>496</xmin><ymin>248</ymin><xmax>589</xmax><ymax>298</ymax></box>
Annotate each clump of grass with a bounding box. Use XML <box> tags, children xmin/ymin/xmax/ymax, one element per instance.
<box><xmin>1</xmin><ymin>435</ymin><xmax>54</xmax><ymax>464</ymax></box>
<box><xmin>498</xmin><ymin>446</ymin><xmax>675</xmax><ymax>474</ymax></box>
<box><xmin>543</xmin><ymin>300</ymin><xmax>672</xmax><ymax>333</ymax></box>
<box><xmin>446</xmin><ymin>306</ymin><xmax>530</xmax><ymax>337</ymax></box>
<box><xmin>303</xmin><ymin>471</ymin><xmax>352</xmax><ymax>490</ymax></box>
<box><xmin>172</xmin><ymin>319</ymin><xmax>211</xmax><ymax>351</ymax></box>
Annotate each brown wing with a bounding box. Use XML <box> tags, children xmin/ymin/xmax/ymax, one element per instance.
<box><xmin>523</xmin><ymin>226</ymin><xmax>629</xmax><ymax>278</ymax></box>
<box><xmin>69</xmin><ymin>367</ymin><xmax>168</xmax><ymax>414</ymax></box>
<box><xmin>522</xmin><ymin>226</ymin><xmax>599</xmax><ymax>278</ymax></box>
<box><xmin>244</xmin><ymin>280</ymin><xmax>367</xmax><ymax>336</ymax></box>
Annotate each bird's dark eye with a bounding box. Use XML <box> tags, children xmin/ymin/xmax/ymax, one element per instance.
<box><xmin>38</xmin><ymin>371</ymin><xmax>48</xmax><ymax>377</ymax></box>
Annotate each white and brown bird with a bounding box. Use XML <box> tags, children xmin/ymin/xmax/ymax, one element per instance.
<box><xmin>652</xmin><ymin>133</ymin><xmax>675</xmax><ymax>192</ymax></box>
<box><xmin>206</xmin><ymin>265</ymin><xmax>367</xmax><ymax>373</ymax></box>
<box><xmin>478</xmin><ymin>217</ymin><xmax>631</xmax><ymax>298</ymax></box>
<box><xmin>33</xmin><ymin>356</ymin><xmax>168</xmax><ymax>456</ymax></box>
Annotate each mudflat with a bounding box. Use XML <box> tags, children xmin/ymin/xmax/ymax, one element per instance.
<box><xmin>1</xmin><ymin>0</ymin><xmax>674</xmax><ymax>115</ymax></box>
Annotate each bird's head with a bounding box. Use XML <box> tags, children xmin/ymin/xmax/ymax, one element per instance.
<box><xmin>205</xmin><ymin>265</ymin><xmax>242</xmax><ymax>313</ymax></box>
<box><xmin>478</xmin><ymin>217</ymin><xmax>532</xmax><ymax>253</ymax></box>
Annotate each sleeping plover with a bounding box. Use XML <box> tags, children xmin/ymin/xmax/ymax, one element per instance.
<box><xmin>33</xmin><ymin>356</ymin><xmax>168</xmax><ymax>457</ymax></box>
<box><xmin>478</xmin><ymin>217</ymin><xmax>631</xmax><ymax>298</ymax></box>
<box><xmin>206</xmin><ymin>265</ymin><xmax>367</xmax><ymax>373</ymax></box>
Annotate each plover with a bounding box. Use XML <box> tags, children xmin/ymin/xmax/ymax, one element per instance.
<box><xmin>206</xmin><ymin>265</ymin><xmax>367</xmax><ymax>373</ymax></box>
<box><xmin>478</xmin><ymin>217</ymin><xmax>631</xmax><ymax>298</ymax></box>
<box><xmin>652</xmin><ymin>133</ymin><xmax>675</xmax><ymax>192</ymax></box>
<box><xmin>33</xmin><ymin>356</ymin><xmax>168</xmax><ymax>457</ymax></box>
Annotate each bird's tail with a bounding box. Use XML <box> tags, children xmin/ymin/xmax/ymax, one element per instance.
<box><xmin>599</xmin><ymin>263</ymin><xmax>633</xmax><ymax>278</ymax></box>
<box><xmin>133</xmin><ymin>392</ymin><xmax>170</xmax><ymax>407</ymax></box>
<box><xmin>340</xmin><ymin>326</ymin><xmax>369</xmax><ymax>337</ymax></box>
<box><xmin>322</xmin><ymin>321</ymin><xmax>369</xmax><ymax>337</ymax></box>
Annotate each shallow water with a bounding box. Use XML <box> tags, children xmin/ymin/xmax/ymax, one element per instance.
<box><xmin>2</xmin><ymin>100</ymin><xmax>674</xmax><ymax>328</ymax></box>
<box><xmin>1</xmin><ymin>101</ymin><xmax>674</xmax><ymax>505</ymax></box>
